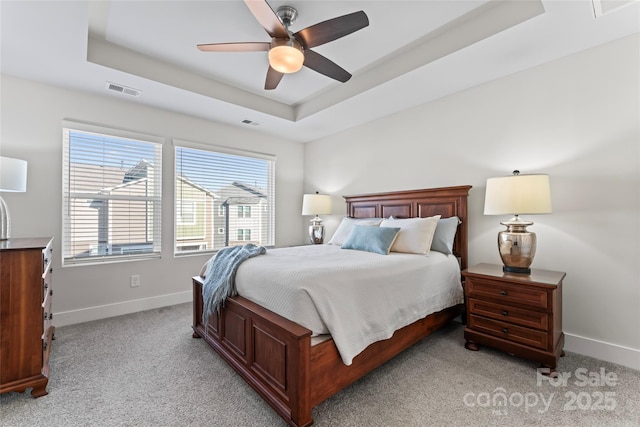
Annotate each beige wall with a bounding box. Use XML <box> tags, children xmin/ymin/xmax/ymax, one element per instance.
<box><xmin>304</xmin><ymin>35</ymin><xmax>640</xmax><ymax>368</ymax></box>
<box><xmin>0</xmin><ymin>75</ymin><xmax>305</xmax><ymax>321</ymax></box>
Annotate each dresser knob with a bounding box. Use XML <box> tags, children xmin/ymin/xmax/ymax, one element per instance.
<box><xmin>49</xmin><ymin>313</ymin><xmax>53</xmax><ymax>320</ymax></box>
<box><xmin>500</xmin><ymin>290</ymin><xmax>507</xmax><ymax>296</ymax></box>
<box><xmin>502</xmin><ymin>328</ymin><xmax>508</xmax><ymax>334</ymax></box>
<box><xmin>44</xmin><ymin>312</ymin><xmax>48</xmax><ymax>320</ymax></box>
<box><xmin>502</xmin><ymin>310</ymin><xmax>508</xmax><ymax>316</ymax></box>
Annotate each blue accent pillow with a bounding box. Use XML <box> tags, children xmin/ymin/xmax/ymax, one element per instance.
<box><xmin>341</xmin><ymin>225</ymin><xmax>401</xmax><ymax>255</ymax></box>
<box><xmin>430</xmin><ymin>216</ymin><xmax>460</xmax><ymax>255</ymax></box>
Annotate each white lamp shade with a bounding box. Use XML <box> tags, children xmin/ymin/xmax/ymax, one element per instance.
<box><xmin>0</xmin><ymin>157</ymin><xmax>28</xmax><ymax>192</ymax></box>
<box><xmin>484</xmin><ymin>174</ymin><xmax>551</xmax><ymax>215</ymax></box>
<box><xmin>302</xmin><ymin>194</ymin><xmax>332</xmax><ymax>216</ymax></box>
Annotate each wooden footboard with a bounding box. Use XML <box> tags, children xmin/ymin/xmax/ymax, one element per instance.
<box><xmin>193</xmin><ymin>276</ymin><xmax>462</xmax><ymax>427</ymax></box>
<box><xmin>192</xmin><ymin>277</ymin><xmax>314</xmax><ymax>427</ymax></box>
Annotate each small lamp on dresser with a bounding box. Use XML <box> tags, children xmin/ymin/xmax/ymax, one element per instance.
<box><xmin>0</xmin><ymin>156</ymin><xmax>28</xmax><ymax>240</ymax></box>
<box><xmin>302</xmin><ymin>192</ymin><xmax>332</xmax><ymax>244</ymax></box>
<box><xmin>484</xmin><ymin>170</ymin><xmax>552</xmax><ymax>274</ymax></box>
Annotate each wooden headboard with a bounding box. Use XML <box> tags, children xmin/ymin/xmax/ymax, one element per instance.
<box><xmin>344</xmin><ymin>185</ymin><xmax>472</xmax><ymax>270</ymax></box>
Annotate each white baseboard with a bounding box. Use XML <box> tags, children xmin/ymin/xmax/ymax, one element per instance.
<box><xmin>564</xmin><ymin>332</ymin><xmax>640</xmax><ymax>371</ymax></box>
<box><xmin>53</xmin><ymin>291</ymin><xmax>192</xmax><ymax>327</ymax></box>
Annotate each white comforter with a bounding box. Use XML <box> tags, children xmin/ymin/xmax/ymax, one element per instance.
<box><xmin>235</xmin><ymin>244</ymin><xmax>463</xmax><ymax>365</ymax></box>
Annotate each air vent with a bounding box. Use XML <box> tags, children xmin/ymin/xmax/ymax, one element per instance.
<box><xmin>592</xmin><ymin>0</ymin><xmax>634</xmax><ymax>17</ymax></box>
<box><xmin>105</xmin><ymin>82</ymin><xmax>141</xmax><ymax>97</ymax></box>
<box><xmin>241</xmin><ymin>119</ymin><xmax>260</xmax><ymax>126</ymax></box>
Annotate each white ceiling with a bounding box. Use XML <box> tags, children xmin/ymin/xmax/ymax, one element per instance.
<box><xmin>1</xmin><ymin>1</ymin><xmax>638</xmax><ymax>143</ymax></box>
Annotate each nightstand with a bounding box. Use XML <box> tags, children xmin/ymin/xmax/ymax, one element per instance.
<box><xmin>462</xmin><ymin>263</ymin><xmax>565</xmax><ymax>372</ymax></box>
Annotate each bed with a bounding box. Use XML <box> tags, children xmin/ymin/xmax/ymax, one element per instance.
<box><xmin>192</xmin><ymin>185</ymin><xmax>471</xmax><ymax>427</ymax></box>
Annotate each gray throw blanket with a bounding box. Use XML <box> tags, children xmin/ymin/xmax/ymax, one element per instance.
<box><xmin>201</xmin><ymin>243</ymin><xmax>267</xmax><ymax>323</ymax></box>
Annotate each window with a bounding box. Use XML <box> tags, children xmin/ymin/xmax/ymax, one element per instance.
<box><xmin>237</xmin><ymin>229</ymin><xmax>252</xmax><ymax>241</ymax></box>
<box><xmin>62</xmin><ymin>122</ymin><xmax>162</xmax><ymax>265</ymax></box>
<box><xmin>174</xmin><ymin>141</ymin><xmax>275</xmax><ymax>255</ymax></box>
<box><xmin>237</xmin><ymin>205</ymin><xmax>251</xmax><ymax>218</ymax></box>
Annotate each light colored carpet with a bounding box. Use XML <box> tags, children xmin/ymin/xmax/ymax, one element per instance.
<box><xmin>1</xmin><ymin>303</ymin><xmax>638</xmax><ymax>426</ymax></box>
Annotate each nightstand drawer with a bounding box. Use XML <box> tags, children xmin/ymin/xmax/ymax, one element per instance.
<box><xmin>469</xmin><ymin>315</ymin><xmax>548</xmax><ymax>350</ymax></box>
<box><xmin>467</xmin><ymin>278</ymin><xmax>548</xmax><ymax>310</ymax></box>
<box><xmin>468</xmin><ymin>299</ymin><xmax>548</xmax><ymax>330</ymax></box>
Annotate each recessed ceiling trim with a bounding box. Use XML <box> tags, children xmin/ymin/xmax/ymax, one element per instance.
<box><xmin>294</xmin><ymin>0</ymin><xmax>546</xmax><ymax>121</ymax></box>
<box><xmin>87</xmin><ymin>36</ymin><xmax>295</xmax><ymax>121</ymax></box>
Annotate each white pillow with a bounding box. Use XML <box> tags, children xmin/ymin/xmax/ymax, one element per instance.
<box><xmin>380</xmin><ymin>215</ymin><xmax>441</xmax><ymax>254</ymax></box>
<box><xmin>328</xmin><ymin>217</ymin><xmax>383</xmax><ymax>246</ymax></box>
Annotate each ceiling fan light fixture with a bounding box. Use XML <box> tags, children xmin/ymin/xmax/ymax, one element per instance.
<box><xmin>268</xmin><ymin>38</ymin><xmax>304</xmax><ymax>74</ymax></box>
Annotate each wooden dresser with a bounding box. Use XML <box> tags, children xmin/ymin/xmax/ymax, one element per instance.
<box><xmin>463</xmin><ymin>263</ymin><xmax>565</xmax><ymax>372</ymax></box>
<box><xmin>0</xmin><ymin>238</ymin><xmax>54</xmax><ymax>397</ymax></box>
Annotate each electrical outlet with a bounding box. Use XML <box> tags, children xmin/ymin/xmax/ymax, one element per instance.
<box><xmin>130</xmin><ymin>275</ymin><xmax>141</xmax><ymax>287</ymax></box>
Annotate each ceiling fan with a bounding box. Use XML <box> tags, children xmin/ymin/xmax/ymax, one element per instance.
<box><xmin>197</xmin><ymin>0</ymin><xmax>369</xmax><ymax>90</ymax></box>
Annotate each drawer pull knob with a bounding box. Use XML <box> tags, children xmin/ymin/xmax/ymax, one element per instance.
<box><xmin>500</xmin><ymin>290</ymin><xmax>507</xmax><ymax>296</ymax></box>
<box><xmin>502</xmin><ymin>310</ymin><xmax>508</xmax><ymax>316</ymax></box>
<box><xmin>49</xmin><ymin>313</ymin><xmax>53</xmax><ymax>320</ymax></box>
<box><xmin>502</xmin><ymin>328</ymin><xmax>508</xmax><ymax>334</ymax></box>
<box><xmin>50</xmin><ymin>290</ymin><xmax>53</xmax><ymax>296</ymax></box>
<box><xmin>43</xmin><ymin>312</ymin><xmax>48</xmax><ymax>320</ymax></box>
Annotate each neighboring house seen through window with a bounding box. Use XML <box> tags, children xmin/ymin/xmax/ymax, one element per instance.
<box><xmin>62</xmin><ymin>122</ymin><xmax>163</xmax><ymax>265</ymax></box>
<box><xmin>174</xmin><ymin>141</ymin><xmax>275</xmax><ymax>255</ymax></box>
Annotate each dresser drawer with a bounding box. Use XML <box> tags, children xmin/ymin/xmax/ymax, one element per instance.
<box><xmin>467</xmin><ymin>278</ymin><xmax>548</xmax><ymax>310</ymax></box>
<box><xmin>469</xmin><ymin>314</ymin><xmax>548</xmax><ymax>350</ymax></box>
<box><xmin>468</xmin><ymin>299</ymin><xmax>548</xmax><ymax>330</ymax></box>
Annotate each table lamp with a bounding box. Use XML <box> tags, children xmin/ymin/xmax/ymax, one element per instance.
<box><xmin>0</xmin><ymin>156</ymin><xmax>28</xmax><ymax>240</ymax></box>
<box><xmin>301</xmin><ymin>192</ymin><xmax>332</xmax><ymax>244</ymax></box>
<box><xmin>484</xmin><ymin>170</ymin><xmax>552</xmax><ymax>274</ymax></box>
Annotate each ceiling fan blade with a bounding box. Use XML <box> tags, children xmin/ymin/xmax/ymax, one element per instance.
<box><xmin>303</xmin><ymin>49</ymin><xmax>351</xmax><ymax>83</ymax></box>
<box><xmin>294</xmin><ymin>11</ymin><xmax>369</xmax><ymax>49</ymax></box>
<box><xmin>197</xmin><ymin>42</ymin><xmax>270</xmax><ymax>52</ymax></box>
<box><xmin>244</xmin><ymin>0</ymin><xmax>288</xmax><ymax>38</ymax></box>
<box><xmin>265</xmin><ymin>66</ymin><xmax>284</xmax><ymax>90</ymax></box>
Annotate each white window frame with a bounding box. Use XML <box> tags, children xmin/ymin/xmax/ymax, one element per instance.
<box><xmin>173</xmin><ymin>139</ymin><xmax>275</xmax><ymax>256</ymax></box>
<box><xmin>62</xmin><ymin>121</ymin><xmax>163</xmax><ymax>266</ymax></box>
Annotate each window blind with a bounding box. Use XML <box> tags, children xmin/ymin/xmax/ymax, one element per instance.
<box><xmin>174</xmin><ymin>142</ymin><xmax>275</xmax><ymax>255</ymax></box>
<box><xmin>62</xmin><ymin>124</ymin><xmax>163</xmax><ymax>265</ymax></box>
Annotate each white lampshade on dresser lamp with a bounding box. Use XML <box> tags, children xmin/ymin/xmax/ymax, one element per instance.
<box><xmin>302</xmin><ymin>192</ymin><xmax>332</xmax><ymax>244</ymax></box>
<box><xmin>0</xmin><ymin>156</ymin><xmax>28</xmax><ymax>240</ymax></box>
<box><xmin>484</xmin><ymin>170</ymin><xmax>552</xmax><ymax>274</ymax></box>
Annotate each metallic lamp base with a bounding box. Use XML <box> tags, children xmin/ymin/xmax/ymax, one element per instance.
<box><xmin>0</xmin><ymin>196</ymin><xmax>10</xmax><ymax>240</ymax></box>
<box><xmin>497</xmin><ymin>216</ymin><xmax>537</xmax><ymax>275</ymax></box>
<box><xmin>308</xmin><ymin>216</ymin><xmax>324</xmax><ymax>244</ymax></box>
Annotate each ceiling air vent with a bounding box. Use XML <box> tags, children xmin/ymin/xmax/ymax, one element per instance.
<box><xmin>241</xmin><ymin>119</ymin><xmax>260</xmax><ymax>126</ymax></box>
<box><xmin>106</xmin><ymin>82</ymin><xmax>141</xmax><ymax>97</ymax></box>
<box><xmin>592</xmin><ymin>0</ymin><xmax>635</xmax><ymax>17</ymax></box>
